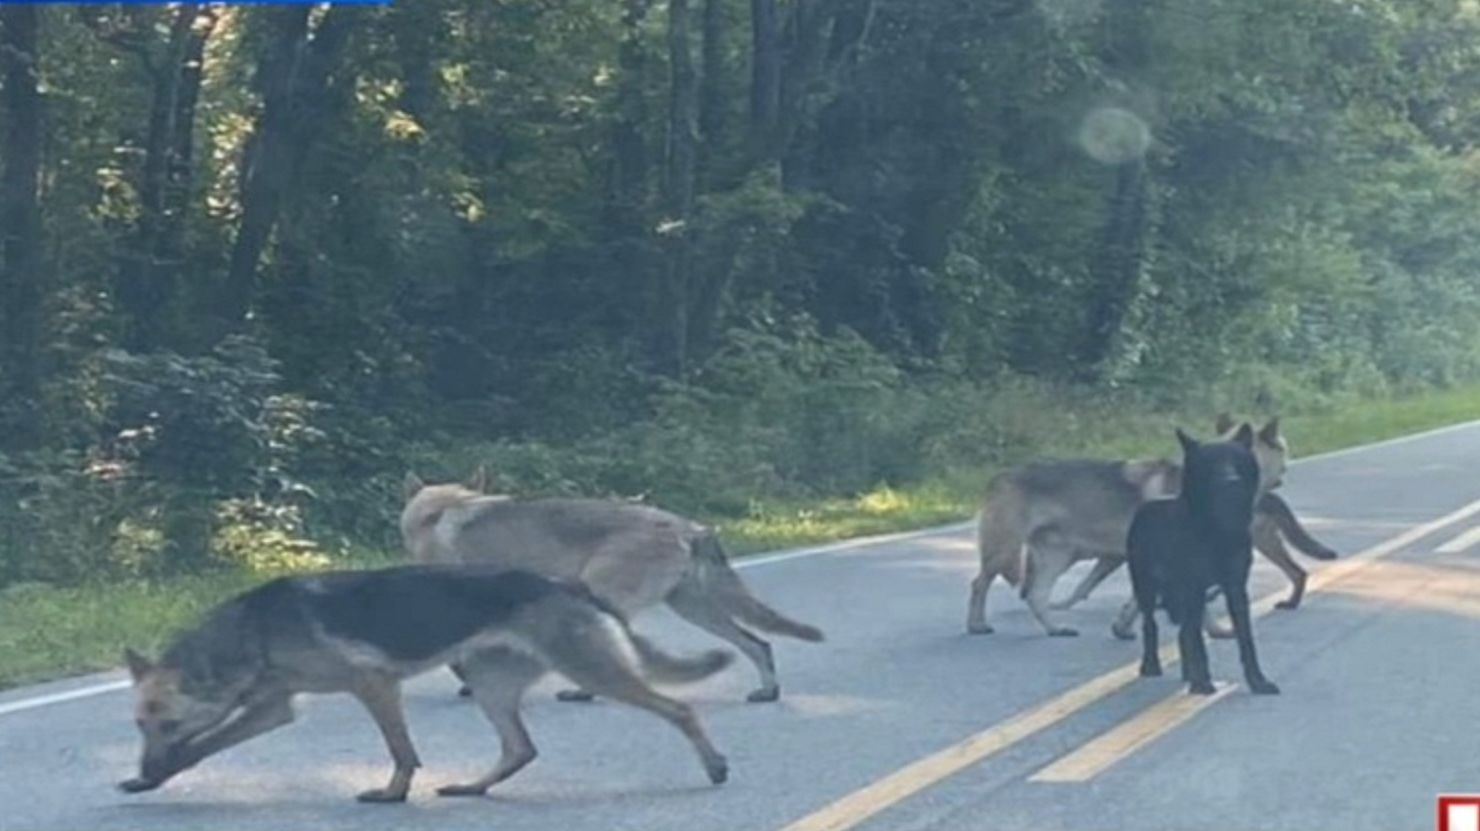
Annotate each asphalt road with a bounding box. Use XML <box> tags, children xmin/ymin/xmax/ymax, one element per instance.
<box><xmin>3</xmin><ymin>421</ymin><xmax>1480</xmax><ymax>831</ymax></box>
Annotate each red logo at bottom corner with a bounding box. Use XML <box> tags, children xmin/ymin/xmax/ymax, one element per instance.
<box><xmin>1440</xmin><ymin>795</ymin><xmax>1480</xmax><ymax>831</ymax></box>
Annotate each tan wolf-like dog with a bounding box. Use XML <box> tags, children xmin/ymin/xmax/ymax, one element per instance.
<box><xmin>121</xmin><ymin>566</ymin><xmax>732</xmax><ymax>802</ymax></box>
<box><xmin>401</xmin><ymin>468</ymin><xmax>824</xmax><ymax>703</ymax></box>
<box><xmin>1064</xmin><ymin>415</ymin><xmax>1339</xmax><ymax>626</ymax></box>
<box><xmin>967</xmin><ymin>416</ymin><xmax>1337</xmax><ymax>638</ymax></box>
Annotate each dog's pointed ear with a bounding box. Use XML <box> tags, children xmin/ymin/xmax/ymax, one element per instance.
<box><xmin>1175</xmin><ymin>427</ymin><xmax>1199</xmax><ymax>455</ymax></box>
<box><xmin>402</xmin><ymin>472</ymin><xmax>425</xmax><ymax>500</ymax></box>
<box><xmin>1259</xmin><ymin>416</ymin><xmax>1281</xmax><ymax>444</ymax></box>
<box><xmin>1214</xmin><ymin>412</ymin><xmax>1236</xmax><ymax>435</ymax></box>
<box><xmin>124</xmin><ymin>648</ymin><xmax>153</xmax><ymax>681</ymax></box>
<box><xmin>466</xmin><ymin>465</ymin><xmax>489</xmax><ymax>493</ymax></box>
<box><xmin>1232</xmin><ymin>422</ymin><xmax>1255</xmax><ymax>449</ymax></box>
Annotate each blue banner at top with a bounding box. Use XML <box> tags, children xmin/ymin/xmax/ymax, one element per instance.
<box><xmin>0</xmin><ymin>0</ymin><xmax>390</xmax><ymax>5</ymax></box>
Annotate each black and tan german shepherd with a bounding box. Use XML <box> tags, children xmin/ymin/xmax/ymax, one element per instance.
<box><xmin>120</xmin><ymin>566</ymin><xmax>732</xmax><ymax>802</ymax></box>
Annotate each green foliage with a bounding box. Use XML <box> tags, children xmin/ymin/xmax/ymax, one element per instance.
<box><xmin>6</xmin><ymin>0</ymin><xmax>1480</xmax><ymax>596</ymax></box>
<box><xmin>100</xmin><ymin>336</ymin><xmax>285</xmax><ymax>491</ymax></box>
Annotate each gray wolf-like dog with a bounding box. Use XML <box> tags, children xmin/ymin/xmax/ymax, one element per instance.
<box><xmin>401</xmin><ymin>468</ymin><xmax>823</xmax><ymax>703</ymax></box>
<box><xmin>967</xmin><ymin>417</ymin><xmax>1336</xmax><ymax>637</ymax></box>
<box><xmin>1128</xmin><ymin>426</ymin><xmax>1280</xmax><ymax>695</ymax></box>
<box><xmin>121</xmin><ymin>566</ymin><xmax>731</xmax><ymax>802</ymax></box>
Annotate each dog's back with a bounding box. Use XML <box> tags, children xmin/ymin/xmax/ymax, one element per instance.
<box><xmin>218</xmin><ymin>567</ymin><xmax>576</xmax><ymax>687</ymax></box>
<box><xmin>977</xmin><ymin>458</ymin><xmax>1168</xmax><ymax>581</ymax></box>
<box><xmin>403</xmin><ymin>488</ymin><xmax>699</xmax><ymax>614</ymax></box>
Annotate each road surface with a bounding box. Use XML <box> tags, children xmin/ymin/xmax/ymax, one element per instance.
<box><xmin>3</xmin><ymin>420</ymin><xmax>1479</xmax><ymax>831</ymax></box>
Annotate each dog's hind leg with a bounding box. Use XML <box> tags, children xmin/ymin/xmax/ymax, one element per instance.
<box><xmin>667</xmin><ymin>580</ymin><xmax>777</xmax><ymax>702</ymax></box>
<box><xmin>1128</xmin><ymin>549</ymin><xmax>1161</xmax><ymax>675</ymax></box>
<box><xmin>1024</xmin><ymin>537</ymin><xmax>1080</xmax><ymax>637</ymax></box>
<box><xmin>969</xmin><ymin>503</ymin><xmax>1025</xmax><ymax>635</ymax></box>
<box><xmin>1051</xmin><ymin>555</ymin><xmax>1122</xmax><ymax>610</ymax></box>
<box><xmin>1222</xmin><ymin>582</ymin><xmax>1280</xmax><ymax>695</ymax></box>
<box><xmin>350</xmin><ymin>675</ymin><xmax>423</xmax><ymax>803</ymax></box>
<box><xmin>1253</xmin><ymin>513</ymin><xmax>1307</xmax><ymax>610</ymax></box>
<box><xmin>1111</xmin><ymin>598</ymin><xmax>1140</xmax><ymax>640</ymax></box>
<box><xmin>438</xmin><ymin>648</ymin><xmax>547</xmax><ymax>797</ymax></box>
<box><xmin>1201</xmin><ymin>590</ymin><xmax>1237</xmax><ymax>640</ymax></box>
<box><xmin>966</xmin><ymin>565</ymin><xmax>1000</xmax><ymax>635</ymax></box>
<box><xmin>967</xmin><ymin>565</ymin><xmax>1000</xmax><ymax>634</ymax></box>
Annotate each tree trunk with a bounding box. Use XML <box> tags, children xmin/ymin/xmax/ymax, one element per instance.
<box><xmin>653</xmin><ymin>0</ymin><xmax>698</xmax><ymax>377</ymax></box>
<box><xmin>1076</xmin><ymin>159</ymin><xmax>1154</xmax><ymax>379</ymax></box>
<box><xmin>0</xmin><ymin>6</ymin><xmax>45</xmax><ymax>450</ymax></box>
<box><xmin>115</xmin><ymin>5</ymin><xmax>217</xmax><ymax>352</ymax></box>
<box><xmin>221</xmin><ymin>7</ymin><xmax>356</xmax><ymax>331</ymax></box>
<box><xmin>1073</xmin><ymin>0</ymin><xmax>1154</xmax><ymax>380</ymax></box>
<box><xmin>698</xmin><ymin>0</ymin><xmax>728</xmax><ymax>191</ymax></box>
<box><xmin>749</xmin><ymin>0</ymin><xmax>781</xmax><ymax>160</ymax></box>
<box><xmin>609</xmin><ymin>0</ymin><xmax>650</xmax><ymax>214</ymax></box>
<box><xmin>389</xmin><ymin>1</ymin><xmax>440</xmax><ymax>123</ymax></box>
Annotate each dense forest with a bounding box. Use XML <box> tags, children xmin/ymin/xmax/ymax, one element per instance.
<box><xmin>4</xmin><ymin>0</ymin><xmax>1480</xmax><ymax>586</ymax></box>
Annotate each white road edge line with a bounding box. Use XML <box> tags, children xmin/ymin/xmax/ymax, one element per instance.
<box><xmin>733</xmin><ymin>522</ymin><xmax>973</xmax><ymax>569</ymax></box>
<box><xmin>1435</xmin><ymin>523</ymin><xmax>1480</xmax><ymax>554</ymax></box>
<box><xmin>0</xmin><ymin>679</ymin><xmax>130</xmax><ymax>718</ymax></box>
<box><xmin>3</xmin><ymin>418</ymin><xmax>1478</xmax><ymax>717</ymax></box>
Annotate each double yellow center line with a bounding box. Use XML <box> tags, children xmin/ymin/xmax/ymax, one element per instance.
<box><xmin>778</xmin><ymin>496</ymin><xmax>1480</xmax><ymax>831</ymax></box>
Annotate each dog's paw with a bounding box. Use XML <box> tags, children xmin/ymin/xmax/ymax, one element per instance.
<box><xmin>436</xmin><ymin>783</ymin><xmax>489</xmax><ymax>798</ymax></box>
<box><xmin>1139</xmin><ymin>662</ymin><xmax>1163</xmax><ymax>678</ymax></box>
<box><xmin>746</xmin><ymin>686</ymin><xmax>781</xmax><ymax>703</ymax></box>
<box><xmin>1207</xmin><ymin>625</ymin><xmax>1236</xmax><ymax>640</ymax></box>
<box><xmin>966</xmin><ymin>622</ymin><xmax>994</xmax><ymax>635</ymax></box>
<box><xmin>556</xmin><ymin>688</ymin><xmax>596</xmax><ymax>703</ymax></box>
<box><xmin>705</xmin><ymin>756</ymin><xmax>729</xmax><ymax>785</ymax></box>
<box><xmin>1274</xmin><ymin>599</ymin><xmax>1300</xmax><ymax>611</ymax></box>
<box><xmin>1249</xmin><ymin>678</ymin><xmax>1281</xmax><ymax>695</ymax></box>
<box><xmin>1187</xmin><ymin>681</ymin><xmax>1217</xmax><ymax>696</ymax></box>
<box><xmin>118</xmin><ymin>777</ymin><xmax>163</xmax><ymax>794</ymax></box>
<box><xmin>1047</xmin><ymin>626</ymin><xmax>1079</xmax><ymax>638</ymax></box>
<box><xmin>356</xmin><ymin>787</ymin><xmax>409</xmax><ymax>804</ymax></box>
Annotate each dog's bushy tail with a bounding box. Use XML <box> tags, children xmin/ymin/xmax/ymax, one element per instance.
<box><xmin>1258</xmin><ymin>492</ymin><xmax>1339</xmax><ymax>561</ymax></box>
<box><xmin>694</xmin><ymin>534</ymin><xmax>825</xmax><ymax>642</ymax></box>
<box><xmin>540</xmin><ymin>586</ymin><xmax>734</xmax><ymax>687</ymax></box>
<box><xmin>629</xmin><ymin>633</ymin><xmax>734</xmax><ymax>684</ymax></box>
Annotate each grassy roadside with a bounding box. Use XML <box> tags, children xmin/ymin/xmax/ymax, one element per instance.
<box><xmin>3</xmin><ymin>384</ymin><xmax>1478</xmax><ymax>691</ymax></box>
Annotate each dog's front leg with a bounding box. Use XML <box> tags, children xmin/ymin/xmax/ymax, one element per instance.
<box><xmin>122</xmin><ymin>694</ymin><xmax>297</xmax><ymax>793</ymax></box>
<box><xmin>1138</xmin><ymin>613</ymin><xmax>1162</xmax><ymax>676</ymax></box>
<box><xmin>351</xmin><ymin>676</ymin><xmax>422</xmax><ymax>802</ymax></box>
<box><xmin>1223</xmin><ymin>583</ymin><xmax>1279</xmax><ymax>695</ymax></box>
<box><xmin>1177</xmin><ymin>598</ymin><xmax>1215</xmax><ymax>695</ymax></box>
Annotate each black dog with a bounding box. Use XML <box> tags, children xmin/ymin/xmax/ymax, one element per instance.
<box><xmin>1127</xmin><ymin>425</ymin><xmax>1280</xmax><ymax>696</ymax></box>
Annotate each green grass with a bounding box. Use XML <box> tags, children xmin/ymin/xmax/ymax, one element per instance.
<box><xmin>3</xmin><ymin>383</ymin><xmax>1479</xmax><ymax>691</ymax></box>
<box><xmin>1282</xmin><ymin>384</ymin><xmax>1480</xmax><ymax>456</ymax></box>
<box><xmin>715</xmin><ymin>383</ymin><xmax>1480</xmax><ymax>557</ymax></box>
